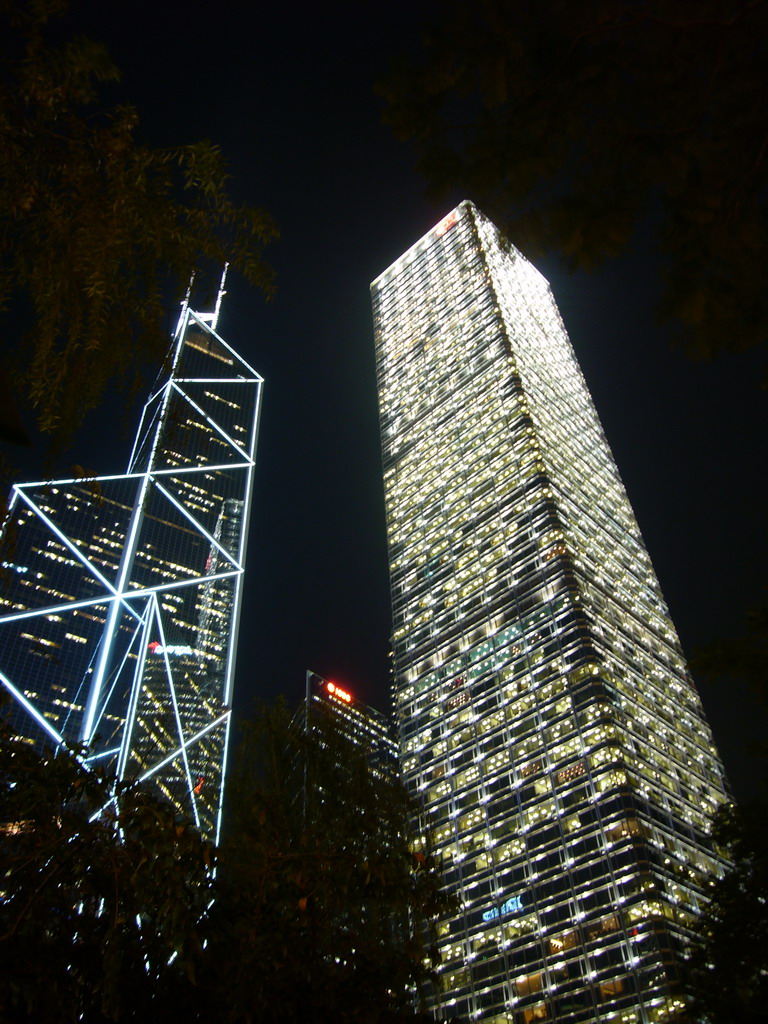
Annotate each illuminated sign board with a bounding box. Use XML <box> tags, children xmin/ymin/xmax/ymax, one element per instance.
<box><xmin>436</xmin><ymin>211</ymin><xmax>457</xmax><ymax>236</ymax></box>
<box><xmin>326</xmin><ymin>681</ymin><xmax>352</xmax><ymax>704</ymax></box>
<box><xmin>147</xmin><ymin>641</ymin><xmax>194</xmax><ymax>656</ymax></box>
<box><xmin>482</xmin><ymin>895</ymin><xmax>524</xmax><ymax>922</ymax></box>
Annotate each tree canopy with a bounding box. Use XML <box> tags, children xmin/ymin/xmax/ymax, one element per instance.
<box><xmin>0</xmin><ymin>700</ymin><xmax>447</xmax><ymax>1022</ymax></box>
<box><xmin>0</xmin><ymin>0</ymin><xmax>276</xmax><ymax>456</ymax></box>
<box><xmin>0</xmin><ymin>720</ymin><xmax>212</xmax><ymax>1022</ymax></box>
<box><xmin>688</xmin><ymin>800</ymin><xmax>768</xmax><ymax>1024</ymax></box>
<box><xmin>379</xmin><ymin>0</ymin><xmax>768</xmax><ymax>361</ymax></box>
<box><xmin>205</xmin><ymin>700</ymin><xmax>447</xmax><ymax>1023</ymax></box>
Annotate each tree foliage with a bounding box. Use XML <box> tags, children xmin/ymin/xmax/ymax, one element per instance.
<box><xmin>379</xmin><ymin>0</ymin><xmax>768</xmax><ymax>361</ymax></box>
<box><xmin>688</xmin><ymin>800</ymin><xmax>768</xmax><ymax>1024</ymax></box>
<box><xmin>0</xmin><ymin>701</ymin><xmax>447</xmax><ymax>1022</ymax></box>
<box><xmin>205</xmin><ymin>700</ymin><xmax>447</xmax><ymax>1023</ymax></box>
<box><xmin>0</xmin><ymin>721</ymin><xmax>212</xmax><ymax>1022</ymax></box>
<box><xmin>691</xmin><ymin>603</ymin><xmax>768</xmax><ymax>707</ymax></box>
<box><xmin>0</xmin><ymin>0</ymin><xmax>276</xmax><ymax>454</ymax></box>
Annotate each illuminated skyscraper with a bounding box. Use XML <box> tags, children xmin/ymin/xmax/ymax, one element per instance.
<box><xmin>372</xmin><ymin>203</ymin><xmax>729</xmax><ymax>1024</ymax></box>
<box><xmin>304</xmin><ymin>670</ymin><xmax>398</xmax><ymax>781</ymax></box>
<box><xmin>0</xmin><ymin>280</ymin><xmax>262</xmax><ymax>843</ymax></box>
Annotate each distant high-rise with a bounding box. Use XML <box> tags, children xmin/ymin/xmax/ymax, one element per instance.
<box><xmin>371</xmin><ymin>203</ymin><xmax>729</xmax><ymax>1023</ymax></box>
<box><xmin>304</xmin><ymin>670</ymin><xmax>398</xmax><ymax>781</ymax></box>
<box><xmin>0</xmin><ymin>280</ymin><xmax>262</xmax><ymax>843</ymax></box>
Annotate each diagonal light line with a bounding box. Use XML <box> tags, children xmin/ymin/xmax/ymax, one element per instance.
<box><xmin>0</xmin><ymin>671</ymin><xmax>67</xmax><ymax>748</ymax></box>
<box><xmin>171</xmin><ymin>381</ymin><xmax>249</xmax><ymax>460</ymax></box>
<box><xmin>154</xmin><ymin>611</ymin><xmax>200</xmax><ymax>828</ymax></box>
<box><xmin>116</xmin><ymin>594</ymin><xmax>157</xmax><ymax>781</ymax></box>
<box><xmin>187</xmin><ymin>312</ymin><xmax>262</xmax><ymax>379</ymax></box>
<box><xmin>15</xmin><ymin>490</ymin><xmax>118</xmax><ymax>596</ymax></box>
<box><xmin>88</xmin><ymin>599</ymin><xmax>153</xmax><ymax>743</ymax></box>
<box><xmin>83</xmin><ymin>745</ymin><xmax>121</xmax><ymax>762</ymax></box>
<box><xmin>128</xmin><ymin>383</ymin><xmax>171</xmax><ymax>471</ymax></box>
<box><xmin>152</xmin><ymin>480</ymin><xmax>243</xmax><ymax>571</ymax></box>
<box><xmin>137</xmin><ymin>711</ymin><xmax>230</xmax><ymax>785</ymax></box>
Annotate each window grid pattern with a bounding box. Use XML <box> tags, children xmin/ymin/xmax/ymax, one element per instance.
<box><xmin>371</xmin><ymin>202</ymin><xmax>728</xmax><ymax>1024</ymax></box>
<box><xmin>0</xmin><ymin>301</ymin><xmax>262</xmax><ymax>844</ymax></box>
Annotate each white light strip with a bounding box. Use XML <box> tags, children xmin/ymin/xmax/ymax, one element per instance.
<box><xmin>152</xmin><ymin>480</ymin><xmax>243</xmax><ymax>571</ymax></box>
<box><xmin>83</xmin><ymin>432</ymin><xmax>155</xmax><ymax>743</ymax></box>
<box><xmin>83</xmin><ymin>745</ymin><xmax>121</xmax><ymax>762</ymax></box>
<box><xmin>116</xmin><ymin>594</ymin><xmax>156</xmax><ymax>781</ymax></box>
<box><xmin>0</xmin><ymin>593</ymin><xmax>118</xmax><ymax>626</ymax></box>
<box><xmin>128</xmin><ymin>384</ymin><xmax>170</xmax><ymax>471</ymax></box>
<box><xmin>154</xmin><ymin>610</ymin><xmax>201</xmax><ymax>829</ymax></box>
<box><xmin>174</xmin><ymin>376</ymin><xmax>262</xmax><ymax>385</ymax></box>
<box><xmin>13</xmin><ymin>457</ymin><xmax>254</xmax><ymax>491</ymax></box>
<box><xmin>187</xmin><ymin>311</ymin><xmax>262</xmax><ymax>379</ymax></box>
<box><xmin>0</xmin><ymin>569</ymin><xmax>240</xmax><ymax>630</ymax></box>
<box><xmin>150</xmin><ymin>458</ymin><xmax>254</xmax><ymax>476</ymax></box>
<box><xmin>88</xmin><ymin>601</ymin><xmax>153</xmax><ymax>743</ymax></box>
<box><xmin>0</xmin><ymin>670</ymin><xmax>66</xmax><ymax>748</ymax></box>
<box><xmin>171</xmin><ymin>381</ymin><xmax>249</xmax><ymax>460</ymax></box>
<box><xmin>119</xmin><ymin>567</ymin><xmax>241</xmax><ymax>598</ymax></box>
<box><xmin>15</xmin><ymin>490</ymin><xmax>117</xmax><ymax>596</ymax></box>
<box><xmin>137</xmin><ymin>711</ymin><xmax>230</xmax><ymax>785</ymax></box>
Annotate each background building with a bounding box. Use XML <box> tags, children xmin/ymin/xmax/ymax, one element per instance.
<box><xmin>304</xmin><ymin>669</ymin><xmax>398</xmax><ymax>781</ymax></box>
<box><xmin>372</xmin><ymin>203</ymin><xmax>729</xmax><ymax>1024</ymax></box>
<box><xmin>0</xmin><ymin>282</ymin><xmax>263</xmax><ymax>843</ymax></box>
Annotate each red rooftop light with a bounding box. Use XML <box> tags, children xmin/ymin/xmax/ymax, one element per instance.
<box><xmin>326</xmin><ymin>681</ymin><xmax>352</xmax><ymax>703</ymax></box>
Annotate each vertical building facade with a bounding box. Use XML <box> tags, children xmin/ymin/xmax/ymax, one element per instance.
<box><xmin>0</xmin><ymin>285</ymin><xmax>262</xmax><ymax>843</ymax></box>
<box><xmin>371</xmin><ymin>203</ymin><xmax>728</xmax><ymax>1024</ymax></box>
<box><xmin>304</xmin><ymin>670</ymin><xmax>399</xmax><ymax>781</ymax></box>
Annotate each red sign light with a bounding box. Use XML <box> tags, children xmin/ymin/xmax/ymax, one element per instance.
<box><xmin>326</xmin><ymin>681</ymin><xmax>352</xmax><ymax>704</ymax></box>
<box><xmin>436</xmin><ymin>211</ymin><xmax>457</xmax><ymax>236</ymax></box>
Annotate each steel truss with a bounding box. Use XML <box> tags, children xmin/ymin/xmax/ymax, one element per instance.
<box><xmin>0</xmin><ymin>287</ymin><xmax>262</xmax><ymax>843</ymax></box>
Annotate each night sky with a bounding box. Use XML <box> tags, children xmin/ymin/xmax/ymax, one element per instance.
<box><xmin>20</xmin><ymin>1</ymin><xmax>768</xmax><ymax>802</ymax></box>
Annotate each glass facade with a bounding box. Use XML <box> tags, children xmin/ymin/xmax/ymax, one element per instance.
<box><xmin>0</xmin><ymin>290</ymin><xmax>262</xmax><ymax>843</ymax></box>
<box><xmin>371</xmin><ymin>202</ymin><xmax>729</xmax><ymax>1023</ymax></box>
<box><xmin>305</xmin><ymin>671</ymin><xmax>399</xmax><ymax>781</ymax></box>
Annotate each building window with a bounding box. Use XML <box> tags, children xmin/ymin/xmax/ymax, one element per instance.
<box><xmin>522</xmin><ymin>1002</ymin><xmax>549</xmax><ymax>1023</ymax></box>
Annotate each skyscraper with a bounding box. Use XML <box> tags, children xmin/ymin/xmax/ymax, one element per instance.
<box><xmin>304</xmin><ymin>670</ymin><xmax>399</xmax><ymax>781</ymax></box>
<box><xmin>0</xmin><ymin>281</ymin><xmax>262</xmax><ymax>843</ymax></box>
<box><xmin>371</xmin><ymin>203</ymin><xmax>728</xmax><ymax>1024</ymax></box>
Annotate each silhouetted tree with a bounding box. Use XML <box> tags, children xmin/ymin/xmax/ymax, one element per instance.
<box><xmin>0</xmin><ymin>721</ymin><xmax>211</xmax><ymax>1022</ymax></box>
<box><xmin>0</xmin><ymin>0</ymin><xmax>276</xmax><ymax>457</ymax></box>
<box><xmin>688</xmin><ymin>800</ymin><xmax>768</xmax><ymax>1024</ymax></box>
<box><xmin>204</xmin><ymin>700</ymin><xmax>448</xmax><ymax>1023</ymax></box>
<box><xmin>0</xmin><ymin>700</ymin><xmax>448</xmax><ymax>1022</ymax></box>
<box><xmin>380</xmin><ymin>0</ymin><xmax>768</xmax><ymax>362</ymax></box>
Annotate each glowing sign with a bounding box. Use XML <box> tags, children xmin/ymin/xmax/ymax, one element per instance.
<box><xmin>326</xmin><ymin>681</ymin><xmax>352</xmax><ymax>704</ymax></box>
<box><xmin>148</xmin><ymin>641</ymin><xmax>194</xmax><ymax>656</ymax></box>
<box><xmin>482</xmin><ymin>895</ymin><xmax>524</xmax><ymax>922</ymax></box>
<box><xmin>435</xmin><ymin>211</ymin><xmax>457</xmax><ymax>236</ymax></box>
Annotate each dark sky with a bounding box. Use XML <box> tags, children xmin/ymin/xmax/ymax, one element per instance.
<box><xmin>29</xmin><ymin>1</ymin><xmax>768</xmax><ymax>802</ymax></box>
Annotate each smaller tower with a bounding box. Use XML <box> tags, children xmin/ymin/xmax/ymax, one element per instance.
<box><xmin>0</xmin><ymin>281</ymin><xmax>263</xmax><ymax>843</ymax></box>
<box><xmin>304</xmin><ymin>670</ymin><xmax>398</xmax><ymax>781</ymax></box>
